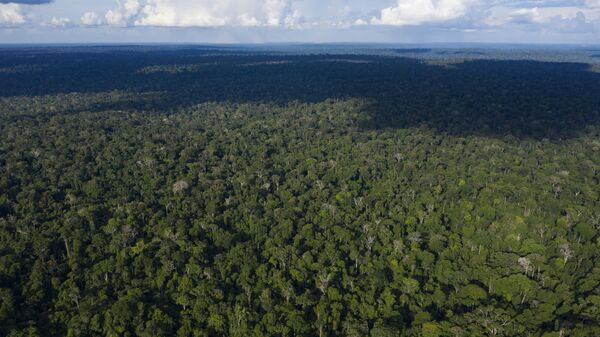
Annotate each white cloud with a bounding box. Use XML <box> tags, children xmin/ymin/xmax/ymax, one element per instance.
<box><xmin>264</xmin><ymin>0</ymin><xmax>288</xmax><ymax>26</ymax></box>
<box><xmin>482</xmin><ymin>4</ymin><xmax>598</xmax><ymax>34</ymax></box>
<box><xmin>7</xmin><ymin>0</ymin><xmax>593</xmax><ymax>41</ymax></box>
<box><xmin>81</xmin><ymin>11</ymin><xmax>101</xmax><ymax>26</ymax></box>
<box><xmin>0</xmin><ymin>3</ymin><xmax>25</xmax><ymax>26</ymax></box>
<box><xmin>485</xmin><ymin>5</ymin><xmax>598</xmax><ymax>26</ymax></box>
<box><xmin>106</xmin><ymin>0</ymin><xmax>140</xmax><ymax>26</ymax></box>
<box><xmin>354</xmin><ymin>18</ymin><xmax>368</xmax><ymax>25</ymax></box>
<box><xmin>105</xmin><ymin>10</ymin><xmax>122</xmax><ymax>25</ymax></box>
<box><xmin>135</xmin><ymin>0</ymin><xmax>227</xmax><ymax>27</ymax></box>
<box><xmin>44</xmin><ymin>16</ymin><xmax>71</xmax><ymax>27</ymax></box>
<box><xmin>372</xmin><ymin>0</ymin><xmax>477</xmax><ymax>26</ymax></box>
<box><xmin>101</xmin><ymin>0</ymin><xmax>303</xmax><ymax>28</ymax></box>
<box><xmin>238</xmin><ymin>13</ymin><xmax>259</xmax><ymax>26</ymax></box>
<box><xmin>283</xmin><ymin>9</ymin><xmax>302</xmax><ymax>28</ymax></box>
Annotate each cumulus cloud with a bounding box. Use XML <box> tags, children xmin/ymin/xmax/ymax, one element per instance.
<box><xmin>81</xmin><ymin>11</ymin><xmax>101</xmax><ymax>26</ymax></box>
<box><xmin>372</xmin><ymin>0</ymin><xmax>477</xmax><ymax>26</ymax></box>
<box><xmin>106</xmin><ymin>0</ymin><xmax>140</xmax><ymax>26</ymax></box>
<box><xmin>548</xmin><ymin>11</ymin><xmax>595</xmax><ymax>33</ymax></box>
<box><xmin>43</xmin><ymin>16</ymin><xmax>71</xmax><ymax>27</ymax></box>
<box><xmin>0</xmin><ymin>3</ymin><xmax>25</xmax><ymax>25</ymax></box>
<box><xmin>264</xmin><ymin>0</ymin><xmax>290</xmax><ymax>26</ymax></box>
<box><xmin>238</xmin><ymin>13</ymin><xmax>260</xmax><ymax>26</ymax></box>
<box><xmin>3</xmin><ymin>0</ymin><xmax>597</xmax><ymax>39</ymax></box>
<box><xmin>135</xmin><ymin>0</ymin><xmax>227</xmax><ymax>26</ymax></box>
<box><xmin>486</xmin><ymin>5</ymin><xmax>595</xmax><ymax>25</ymax></box>
<box><xmin>483</xmin><ymin>4</ymin><xmax>598</xmax><ymax>34</ymax></box>
<box><xmin>102</xmin><ymin>0</ymin><xmax>303</xmax><ymax>28</ymax></box>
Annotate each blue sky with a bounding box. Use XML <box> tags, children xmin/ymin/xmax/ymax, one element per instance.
<box><xmin>1</xmin><ymin>0</ymin><xmax>599</xmax><ymax>44</ymax></box>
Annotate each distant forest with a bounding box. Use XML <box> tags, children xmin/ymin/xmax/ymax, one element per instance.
<box><xmin>1</xmin><ymin>46</ymin><xmax>599</xmax><ymax>336</ymax></box>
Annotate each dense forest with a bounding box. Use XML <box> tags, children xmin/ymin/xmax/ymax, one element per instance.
<box><xmin>1</xmin><ymin>46</ymin><xmax>600</xmax><ymax>336</ymax></box>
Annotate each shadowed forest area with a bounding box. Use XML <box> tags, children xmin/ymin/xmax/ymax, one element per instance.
<box><xmin>1</xmin><ymin>46</ymin><xmax>600</xmax><ymax>337</ymax></box>
<box><xmin>1</xmin><ymin>46</ymin><xmax>600</xmax><ymax>139</ymax></box>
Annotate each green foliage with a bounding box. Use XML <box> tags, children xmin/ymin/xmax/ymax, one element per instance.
<box><xmin>455</xmin><ymin>284</ymin><xmax>487</xmax><ymax>307</ymax></box>
<box><xmin>1</xmin><ymin>47</ymin><xmax>599</xmax><ymax>336</ymax></box>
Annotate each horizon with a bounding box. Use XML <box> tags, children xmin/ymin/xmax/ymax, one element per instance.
<box><xmin>1</xmin><ymin>42</ymin><xmax>599</xmax><ymax>48</ymax></box>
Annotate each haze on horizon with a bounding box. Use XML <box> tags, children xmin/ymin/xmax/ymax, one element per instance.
<box><xmin>1</xmin><ymin>0</ymin><xmax>600</xmax><ymax>44</ymax></box>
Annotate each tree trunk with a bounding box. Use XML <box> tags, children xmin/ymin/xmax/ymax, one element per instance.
<box><xmin>63</xmin><ymin>238</ymin><xmax>71</xmax><ymax>259</ymax></box>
